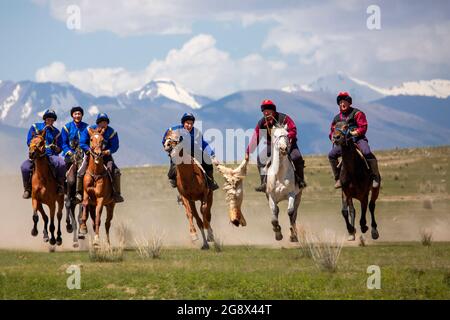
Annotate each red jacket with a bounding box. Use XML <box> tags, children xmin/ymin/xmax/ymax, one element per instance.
<box><xmin>246</xmin><ymin>112</ymin><xmax>297</xmax><ymax>155</ymax></box>
<box><xmin>329</xmin><ymin>107</ymin><xmax>368</xmax><ymax>140</ymax></box>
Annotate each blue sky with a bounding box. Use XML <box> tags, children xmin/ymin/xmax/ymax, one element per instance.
<box><xmin>1</xmin><ymin>0</ymin><xmax>449</xmax><ymax>97</ymax></box>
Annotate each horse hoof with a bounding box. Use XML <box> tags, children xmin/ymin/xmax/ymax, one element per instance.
<box><xmin>43</xmin><ymin>236</ymin><xmax>49</xmax><ymax>243</ymax></box>
<box><xmin>78</xmin><ymin>235</ymin><xmax>85</xmax><ymax>240</ymax></box>
<box><xmin>207</xmin><ymin>231</ymin><xmax>215</xmax><ymax>242</ymax></box>
<box><xmin>190</xmin><ymin>233</ymin><xmax>199</xmax><ymax>242</ymax></box>
<box><xmin>73</xmin><ymin>242</ymin><xmax>79</xmax><ymax>248</ymax></box>
<box><xmin>201</xmin><ymin>244</ymin><xmax>210</xmax><ymax>250</ymax></box>
<box><xmin>79</xmin><ymin>227</ymin><xmax>87</xmax><ymax>236</ymax></box>
<box><xmin>56</xmin><ymin>238</ymin><xmax>62</xmax><ymax>246</ymax></box>
<box><xmin>290</xmin><ymin>235</ymin><xmax>298</xmax><ymax>242</ymax></box>
<box><xmin>275</xmin><ymin>232</ymin><xmax>283</xmax><ymax>241</ymax></box>
<box><xmin>361</xmin><ymin>225</ymin><xmax>369</xmax><ymax>233</ymax></box>
<box><xmin>48</xmin><ymin>245</ymin><xmax>56</xmax><ymax>253</ymax></box>
<box><xmin>371</xmin><ymin>229</ymin><xmax>379</xmax><ymax>240</ymax></box>
<box><xmin>49</xmin><ymin>238</ymin><xmax>56</xmax><ymax>246</ymax></box>
<box><xmin>347</xmin><ymin>234</ymin><xmax>356</xmax><ymax>241</ymax></box>
<box><xmin>66</xmin><ymin>224</ymin><xmax>73</xmax><ymax>234</ymax></box>
<box><xmin>31</xmin><ymin>229</ymin><xmax>38</xmax><ymax>237</ymax></box>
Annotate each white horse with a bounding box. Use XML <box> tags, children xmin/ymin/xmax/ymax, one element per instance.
<box><xmin>265</xmin><ymin>124</ymin><xmax>303</xmax><ymax>242</ymax></box>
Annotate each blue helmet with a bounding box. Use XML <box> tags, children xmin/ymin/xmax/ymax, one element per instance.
<box><xmin>43</xmin><ymin>109</ymin><xmax>57</xmax><ymax>121</ymax></box>
<box><xmin>181</xmin><ymin>112</ymin><xmax>195</xmax><ymax>124</ymax></box>
<box><xmin>96</xmin><ymin>113</ymin><xmax>110</xmax><ymax>124</ymax></box>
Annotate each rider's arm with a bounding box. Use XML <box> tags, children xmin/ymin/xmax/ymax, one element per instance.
<box><xmin>61</xmin><ymin>125</ymin><xmax>73</xmax><ymax>156</ymax></box>
<box><xmin>354</xmin><ymin>111</ymin><xmax>368</xmax><ymax>136</ymax></box>
<box><xmin>26</xmin><ymin>125</ymin><xmax>37</xmax><ymax>146</ymax></box>
<box><xmin>284</xmin><ymin>115</ymin><xmax>297</xmax><ymax>143</ymax></box>
<box><xmin>79</xmin><ymin>128</ymin><xmax>90</xmax><ymax>153</ymax></box>
<box><xmin>246</xmin><ymin>124</ymin><xmax>260</xmax><ymax>156</ymax></box>
<box><xmin>108</xmin><ymin>130</ymin><xmax>119</xmax><ymax>154</ymax></box>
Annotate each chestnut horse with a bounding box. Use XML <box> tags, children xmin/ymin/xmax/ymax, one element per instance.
<box><xmin>332</xmin><ymin>121</ymin><xmax>380</xmax><ymax>241</ymax></box>
<box><xmin>165</xmin><ymin>129</ymin><xmax>214</xmax><ymax>250</ymax></box>
<box><xmin>28</xmin><ymin>129</ymin><xmax>64</xmax><ymax>247</ymax></box>
<box><xmin>79</xmin><ymin>127</ymin><xmax>115</xmax><ymax>246</ymax></box>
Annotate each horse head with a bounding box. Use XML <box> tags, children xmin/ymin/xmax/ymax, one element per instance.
<box><xmin>332</xmin><ymin>121</ymin><xmax>352</xmax><ymax>146</ymax></box>
<box><xmin>29</xmin><ymin>129</ymin><xmax>47</xmax><ymax>160</ymax></box>
<box><xmin>272</xmin><ymin>124</ymin><xmax>290</xmax><ymax>156</ymax></box>
<box><xmin>88</xmin><ymin>127</ymin><xmax>106</xmax><ymax>164</ymax></box>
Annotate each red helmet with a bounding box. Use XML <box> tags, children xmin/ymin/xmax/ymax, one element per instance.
<box><xmin>337</xmin><ymin>92</ymin><xmax>352</xmax><ymax>105</ymax></box>
<box><xmin>261</xmin><ymin>99</ymin><xmax>276</xmax><ymax>112</ymax></box>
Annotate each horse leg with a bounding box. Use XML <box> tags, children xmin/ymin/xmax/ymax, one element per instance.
<box><xmin>79</xmin><ymin>195</ymin><xmax>89</xmax><ymax>236</ymax></box>
<box><xmin>341</xmin><ymin>192</ymin><xmax>355</xmax><ymax>241</ymax></box>
<box><xmin>369</xmin><ymin>188</ymin><xmax>380</xmax><ymax>240</ymax></box>
<box><xmin>71</xmin><ymin>203</ymin><xmax>79</xmax><ymax>247</ymax></box>
<box><xmin>105</xmin><ymin>203</ymin><xmax>115</xmax><ymax>245</ymax></box>
<box><xmin>360</xmin><ymin>197</ymin><xmax>369</xmax><ymax>234</ymax></box>
<box><xmin>48</xmin><ymin>203</ymin><xmax>56</xmax><ymax>246</ymax></box>
<box><xmin>288</xmin><ymin>192</ymin><xmax>302</xmax><ymax>242</ymax></box>
<box><xmin>269</xmin><ymin>195</ymin><xmax>282</xmax><ymax>241</ymax></box>
<box><xmin>191</xmin><ymin>201</ymin><xmax>208</xmax><ymax>250</ymax></box>
<box><xmin>64</xmin><ymin>193</ymin><xmax>73</xmax><ymax>234</ymax></box>
<box><xmin>201</xmin><ymin>192</ymin><xmax>214</xmax><ymax>242</ymax></box>
<box><xmin>31</xmin><ymin>198</ymin><xmax>39</xmax><ymax>237</ymax></box>
<box><xmin>37</xmin><ymin>203</ymin><xmax>49</xmax><ymax>242</ymax></box>
<box><xmin>56</xmin><ymin>196</ymin><xmax>64</xmax><ymax>246</ymax></box>
<box><xmin>181</xmin><ymin>197</ymin><xmax>197</xmax><ymax>241</ymax></box>
<box><xmin>93</xmin><ymin>201</ymin><xmax>104</xmax><ymax>247</ymax></box>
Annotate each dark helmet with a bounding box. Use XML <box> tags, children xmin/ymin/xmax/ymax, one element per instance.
<box><xmin>181</xmin><ymin>112</ymin><xmax>195</xmax><ymax>124</ymax></box>
<box><xmin>337</xmin><ymin>92</ymin><xmax>352</xmax><ymax>105</ymax></box>
<box><xmin>70</xmin><ymin>106</ymin><xmax>84</xmax><ymax>117</ymax></box>
<box><xmin>42</xmin><ymin>109</ymin><xmax>57</xmax><ymax>121</ymax></box>
<box><xmin>96</xmin><ymin>113</ymin><xmax>110</xmax><ymax>124</ymax></box>
<box><xmin>260</xmin><ymin>99</ymin><xmax>276</xmax><ymax>112</ymax></box>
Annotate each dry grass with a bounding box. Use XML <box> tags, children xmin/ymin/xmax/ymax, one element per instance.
<box><xmin>114</xmin><ymin>220</ymin><xmax>133</xmax><ymax>248</ymax></box>
<box><xmin>134</xmin><ymin>232</ymin><xmax>164</xmax><ymax>259</ymax></box>
<box><xmin>88</xmin><ymin>237</ymin><xmax>124</xmax><ymax>262</ymax></box>
<box><xmin>420</xmin><ymin>229</ymin><xmax>433</xmax><ymax>247</ymax></box>
<box><xmin>301</xmin><ymin>229</ymin><xmax>344</xmax><ymax>272</ymax></box>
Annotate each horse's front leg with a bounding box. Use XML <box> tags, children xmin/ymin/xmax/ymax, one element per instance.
<box><xmin>56</xmin><ymin>195</ymin><xmax>64</xmax><ymax>246</ymax></box>
<box><xmin>201</xmin><ymin>192</ymin><xmax>214</xmax><ymax>243</ymax></box>
<box><xmin>79</xmin><ymin>189</ymin><xmax>90</xmax><ymax>236</ymax></box>
<box><xmin>31</xmin><ymin>198</ymin><xmax>39</xmax><ymax>237</ymax></box>
<box><xmin>180</xmin><ymin>197</ymin><xmax>198</xmax><ymax>241</ymax></box>
<box><xmin>369</xmin><ymin>188</ymin><xmax>380</xmax><ymax>240</ymax></box>
<box><xmin>105</xmin><ymin>203</ymin><xmax>115</xmax><ymax>245</ymax></box>
<box><xmin>341</xmin><ymin>192</ymin><xmax>356</xmax><ymax>240</ymax></box>
<box><xmin>268</xmin><ymin>194</ymin><xmax>282</xmax><ymax>241</ymax></box>
<box><xmin>287</xmin><ymin>192</ymin><xmax>302</xmax><ymax>242</ymax></box>
<box><xmin>48</xmin><ymin>203</ymin><xmax>56</xmax><ymax>246</ymax></box>
<box><xmin>93</xmin><ymin>199</ymin><xmax>104</xmax><ymax>246</ymax></box>
<box><xmin>360</xmin><ymin>197</ymin><xmax>369</xmax><ymax>234</ymax></box>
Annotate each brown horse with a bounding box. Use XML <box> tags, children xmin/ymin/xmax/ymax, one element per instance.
<box><xmin>28</xmin><ymin>129</ymin><xmax>64</xmax><ymax>247</ymax></box>
<box><xmin>332</xmin><ymin>121</ymin><xmax>380</xmax><ymax>241</ymax></box>
<box><xmin>79</xmin><ymin>127</ymin><xmax>116</xmax><ymax>246</ymax></box>
<box><xmin>165</xmin><ymin>129</ymin><xmax>214</xmax><ymax>250</ymax></box>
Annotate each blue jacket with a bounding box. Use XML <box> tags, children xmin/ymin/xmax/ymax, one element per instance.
<box><xmin>61</xmin><ymin>121</ymin><xmax>89</xmax><ymax>157</ymax></box>
<box><xmin>80</xmin><ymin>125</ymin><xmax>119</xmax><ymax>154</ymax></box>
<box><xmin>162</xmin><ymin>124</ymin><xmax>215</xmax><ymax>158</ymax></box>
<box><xmin>26</xmin><ymin>122</ymin><xmax>62</xmax><ymax>156</ymax></box>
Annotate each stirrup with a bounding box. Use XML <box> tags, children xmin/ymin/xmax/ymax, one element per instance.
<box><xmin>22</xmin><ymin>190</ymin><xmax>31</xmax><ymax>199</ymax></box>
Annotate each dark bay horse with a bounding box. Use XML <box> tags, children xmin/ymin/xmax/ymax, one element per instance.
<box><xmin>64</xmin><ymin>139</ymin><xmax>84</xmax><ymax>247</ymax></box>
<box><xmin>28</xmin><ymin>129</ymin><xmax>64</xmax><ymax>247</ymax></box>
<box><xmin>165</xmin><ymin>129</ymin><xmax>214</xmax><ymax>250</ymax></box>
<box><xmin>332</xmin><ymin>121</ymin><xmax>380</xmax><ymax>241</ymax></box>
<box><xmin>79</xmin><ymin>127</ymin><xmax>116</xmax><ymax>246</ymax></box>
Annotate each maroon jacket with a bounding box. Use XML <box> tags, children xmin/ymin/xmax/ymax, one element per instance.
<box><xmin>329</xmin><ymin>107</ymin><xmax>368</xmax><ymax>140</ymax></box>
<box><xmin>246</xmin><ymin>112</ymin><xmax>297</xmax><ymax>155</ymax></box>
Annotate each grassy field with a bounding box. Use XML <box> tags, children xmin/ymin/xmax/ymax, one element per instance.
<box><xmin>0</xmin><ymin>146</ymin><xmax>449</xmax><ymax>299</ymax></box>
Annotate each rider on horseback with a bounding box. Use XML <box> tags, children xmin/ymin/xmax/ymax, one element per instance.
<box><xmin>21</xmin><ymin>109</ymin><xmax>66</xmax><ymax>199</ymax></box>
<box><xmin>328</xmin><ymin>92</ymin><xmax>381</xmax><ymax>189</ymax></box>
<box><xmin>245</xmin><ymin>99</ymin><xmax>306</xmax><ymax>192</ymax></box>
<box><xmin>162</xmin><ymin>112</ymin><xmax>219</xmax><ymax>191</ymax></box>
<box><xmin>79</xmin><ymin>113</ymin><xmax>124</xmax><ymax>203</ymax></box>
<box><xmin>61</xmin><ymin>106</ymin><xmax>89</xmax><ymax>204</ymax></box>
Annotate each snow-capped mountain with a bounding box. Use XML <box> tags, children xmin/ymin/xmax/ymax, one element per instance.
<box><xmin>283</xmin><ymin>72</ymin><xmax>450</xmax><ymax>102</ymax></box>
<box><xmin>121</xmin><ymin>79</ymin><xmax>211</xmax><ymax>109</ymax></box>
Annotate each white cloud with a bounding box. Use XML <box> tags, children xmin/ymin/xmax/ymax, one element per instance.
<box><xmin>35</xmin><ymin>34</ymin><xmax>287</xmax><ymax>97</ymax></box>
